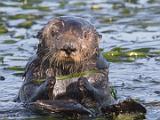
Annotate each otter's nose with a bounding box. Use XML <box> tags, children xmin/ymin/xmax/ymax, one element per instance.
<box><xmin>61</xmin><ymin>44</ymin><xmax>77</xmax><ymax>55</ymax></box>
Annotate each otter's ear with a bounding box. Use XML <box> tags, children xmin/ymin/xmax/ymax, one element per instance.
<box><xmin>94</xmin><ymin>31</ymin><xmax>102</xmax><ymax>43</ymax></box>
<box><xmin>37</xmin><ymin>18</ymin><xmax>64</xmax><ymax>41</ymax></box>
<box><xmin>36</xmin><ymin>28</ymin><xmax>44</xmax><ymax>55</ymax></box>
<box><xmin>98</xmin><ymin>33</ymin><xmax>102</xmax><ymax>39</ymax></box>
<box><xmin>83</xmin><ymin>30</ymin><xmax>95</xmax><ymax>40</ymax></box>
<box><xmin>36</xmin><ymin>28</ymin><xmax>44</xmax><ymax>40</ymax></box>
<box><xmin>96</xmin><ymin>31</ymin><xmax>102</xmax><ymax>40</ymax></box>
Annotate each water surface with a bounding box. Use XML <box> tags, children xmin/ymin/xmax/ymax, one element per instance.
<box><xmin>0</xmin><ymin>0</ymin><xmax>160</xmax><ymax>119</ymax></box>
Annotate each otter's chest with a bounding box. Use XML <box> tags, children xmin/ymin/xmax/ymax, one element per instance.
<box><xmin>53</xmin><ymin>78</ymin><xmax>78</xmax><ymax>97</ymax></box>
<box><xmin>52</xmin><ymin>75</ymin><xmax>97</xmax><ymax>98</ymax></box>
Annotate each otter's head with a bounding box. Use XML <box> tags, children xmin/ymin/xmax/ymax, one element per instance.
<box><xmin>37</xmin><ymin>16</ymin><xmax>101</xmax><ymax>70</ymax></box>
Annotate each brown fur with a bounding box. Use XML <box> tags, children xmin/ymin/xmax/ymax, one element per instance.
<box><xmin>16</xmin><ymin>16</ymin><xmax>113</xmax><ymax>114</ymax></box>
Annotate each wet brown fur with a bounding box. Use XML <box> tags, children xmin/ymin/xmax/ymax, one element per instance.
<box><xmin>17</xmin><ymin>16</ymin><xmax>113</xmax><ymax>113</ymax></box>
<box><xmin>34</xmin><ymin>17</ymin><xmax>100</xmax><ymax>76</ymax></box>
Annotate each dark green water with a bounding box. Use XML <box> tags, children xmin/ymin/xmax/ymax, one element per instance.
<box><xmin>0</xmin><ymin>0</ymin><xmax>160</xmax><ymax>119</ymax></box>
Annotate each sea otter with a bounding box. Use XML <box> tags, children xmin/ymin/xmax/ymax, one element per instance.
<box><xmin>15</xmin><ymin>16</ymin><xmax>146</xmax><ymax>116</ymax></box>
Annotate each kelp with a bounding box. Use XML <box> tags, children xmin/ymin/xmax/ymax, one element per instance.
<box><xmin>2</xmin><ymin>40</ymin><xmax>17</xmax><ymax>44</ymax></box>
<box><xmin>14</xmin><ymin>35</ymin><xmax>25</xmax><ymax>39</ymax></box>
<box><xmin>33</xmin><ymin>79</ymin><xmax>45</xmax><ymax>84</ymax></box>
<box><xmin>121</xmin><ymin>8</ymin><xmax>131</xmax><ymax>15</ymax></box>
<box><xmin>17</xmin><ymin>21</ymin><xmax>34</xmax><ymax>28</ymax></box>
<box><xmin>100</xmin><ymin>17</ymin><xmax>115</xmax><ymax>24</ymax></box>
<box><xmin>103</xmin><ymin>47</ymin><xmax>151</xmax><ymax>62</ymax></box>
<box><xmin>59</xmin><ymin>0</ymin><xmax>68</xmax><ymax>8</ymax></box>
<box><xmin>33</xmin><ymin>69</ymin><xmax>101</xmax><ymax>84</ymax></box>
<box><xmin>112</xmin><ymin>3</ymin><xmax>125</xmax><ymax>9</ymax></box>
<box><xmin>56</xmin><ymin>69</ymin><xmax>100</xmax><ymax>80</ymax></box>
<box><xmin>0</xmin><ymin>56</ymin><xmax>3</xmax><ymax>63</ymax></box>
<box><xmin>21</xmin><ymin>5</ymin><xmax>50</xmax><ymax>11</ymax></box>
<box><xmin>150</xmin><ymin>50</ymin><xmax>160</xmax><ymax>55</ymax></box>
<box><xmin>72</xmin><ymin>2</ymin><xmax>86</xmax><ymax>6</ymax></box>
<box><xmin>17</xmin><ymin>0</ymin><xmax>42</xmax><ymax>4</ymax></box>
<box><xmin>110</xmin><ymin>86</ymin><xmax>117</xmax><ymax>100</ymax></box>
<box><xmin>4</xmin><ymin>66</ymin><xmax>25</xmax><ymax>71</ymax></box>
<box><xmin>0</xmin><ymin>53</ymin><xmax>13</xmax><ymax>56</ymax></box>
<box><xmin>9</xmin><ymin>14</ymin><xmax>42</xmax><ymax>20</ymax></box>
<box><xmin>124</xmin><ymin>0</ymin><xmax>138</xmax><ymax>4</ymax></box>
<box><xmin>0</xmin><ymin>24</ymin><xmax>8</xmax><ymax>34</ymax></box>
<box><xmin>12</xmin><ymin>72</ymin><xmax>24</xmax><ymax>77</ymax></box>
<box><xmin>91</xmin><ymin>5</ymin><xmax>102</xmax><ymax>10</ymax></box>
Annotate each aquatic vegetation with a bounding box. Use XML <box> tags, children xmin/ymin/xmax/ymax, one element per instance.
<box><xmin>112</xmin><ymin>3</ymin><xmax>125</xmax><ymax>9</ymax></box>
<box><xmin>12</xmin><ymin>72</ymin><xmax>24</xmax><ymax>76</ymax></box>
<box><xmin>0</xmin><ymin>0</ymin><xmax>160</xmax><ymax>119</ymax></box>
<box><xmin>59</xmin><ymin>0</ymin><xmax>68</xmax><ymax>8</ymax></box>
<box><xmin>21</xmin><ymin>5</ymin><xmax>50</xmax><ymax>11</ymax></box>
<box><xmin>155</xmin><ymin>58</ymin><xmax>160</xmax><ymax>61</ymax></box>
<box><xmin>0</xmin><ymin>53</ymin><xmax>13</xmax><ymax>56</ymax></box>
<box><xmin>124</xmin><ymin>0</ymin><xmax>138</xmax><ymax>4</ymax></box>
<box><xmin>4</xmin><ymin>66</ymin><xmax>25</xmax><ymax>71</ymax></box>
<box><xmin>0</xmin><ymin>56</ymin><xmax>4</xmax><ymax>63</ymax></box>
<box><xmin>33</xmin><ymin>69</ymin><xmax>101</xmax><ymax>82</ymax></box>
<box><xmin>2</xmin><ymin>40</ymin><xmax>17</xmax><ymax>44</ymax></box>
<box><xmin>148</xmin><ymin>0</ymin><xmax>156</xmax><ymax>3</ymax></box>
<box><xmin>91</xmin><ymin>4</ymin><xmax>102</xmax><ymax>10</ymax></box>
<box><xmin>0</xmin><ymin>24</ymin><xmax>8</xmax><ymax>34</ymax></box>
<box><xmin>14</xmin><ymin>35</ymin><xmax>25</xmax><ymax>39</ymax></box>
<box><xmin>17</xmin><ymin>21</ymin><xmax>34</xmax><ymax>28</ymax></box>
<box><xmin>103</xmin><ymin>47</ymin><xmax>151</xmax><ymax>62</ymax></box>
<box><xmin>8</xmin><ymin>14</ymin><xmax>42</xmax><ymax>20</ymax></box>
<box><xmin>18</xmin><ymin>0</ymin><xmax>49</xmax><ymax>11</ymax></box>
<box><xmin>72</xmin><ymin>2</ymin><xmax>86</xmax><ymax>6</ymax></box>
<box><xmin>100</xmin><ymin>17</ymin><xmax>115</xmax><ymax>24</ymax></box>
<box><xmin>17</xmin><ymin>0</ymin><xmax>43</xmax><ymax>4</ymax></box>
<box><xmin>121</xmin><ymin>8</ymin><xmax>131</xmax><ymax>15</ymax></box>
<box><xmin>151</xmin><ymin>50</ymin><xmax>160</xmax><ymax>55</ymax></box>
<box><xmin>110</xmin><ymin>86</ymin><xmax>117</xmax><ymax>100</ymax></box>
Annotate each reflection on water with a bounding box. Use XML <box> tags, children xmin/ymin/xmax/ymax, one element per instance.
<box><xmin>0</xmin><ymin>0</ymin><xmax>160</xmax><ymax>119</ymax></box>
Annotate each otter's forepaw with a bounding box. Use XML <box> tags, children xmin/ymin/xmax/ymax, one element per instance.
<box><xmin>42</xmin><ymin>76</ymin><xmax>56</xmax><ymax>91</ymax></box>
<box><xmin>78</xmin><ymin>77</ymin><xmax>93</xmax><ymax>93</ymax></box>
<box><xmin>47</xmin><ymin>76</ymin><xmax>56</xmax><ymax>89</ymax></box>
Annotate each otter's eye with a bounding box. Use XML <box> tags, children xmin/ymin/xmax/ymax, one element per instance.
<box><xmin>96</xmin><ymin>31</ymin><xmax>102</xmax><ymax>39</ymax></box>
<box><xmin>51</xmin><ymin>31</ymin><xmax>58</xmax><ymax>37</ymax></box>
<box><xmin>84</xmin><ymin>32</ymin><xmax>88</xmax><ymax>39</ymax></box>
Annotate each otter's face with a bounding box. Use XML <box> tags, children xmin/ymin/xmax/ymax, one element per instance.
<box><xmin>37</xmin><ymin>17</ymin><xmax>101</xmax><ymax>67</ymax></box>
<box><xmin>54</xmin><ymin>32</ymin><xmax>82</xmax><ymax>64</ymax></box>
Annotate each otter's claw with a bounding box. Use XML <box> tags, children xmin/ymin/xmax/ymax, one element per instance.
<box><xmin>78</xmin><ymin>77</ymin><xmax>93</xmax><ymax>93</ymax></box>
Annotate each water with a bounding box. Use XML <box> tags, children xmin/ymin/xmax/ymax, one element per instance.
<box><xmin>0</xmin><ymin>0</ymin><xmax>160</xmax><ymax>119</ymax></box>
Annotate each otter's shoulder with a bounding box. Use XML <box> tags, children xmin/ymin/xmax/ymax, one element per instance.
<box><xmin>23</xmin><ymin>55</ymin><xmax>40</xmax><ymax>79</ymax></box>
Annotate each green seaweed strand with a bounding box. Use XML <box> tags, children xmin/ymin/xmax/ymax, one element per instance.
<box><xmin>56</xmin><ymin>69</ymin><xmax>100</xmax><ymax>80</ymax></box>
<box><xmin>33</xmin><ymin>69</ymin><xmax>100</xmax><ymax>84</ymax></box>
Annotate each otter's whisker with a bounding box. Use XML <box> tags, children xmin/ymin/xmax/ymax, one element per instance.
<box><xmin>40</xmin><ymin>51</ymin><xmax>52</xmax><ymax>68</ymax></box>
